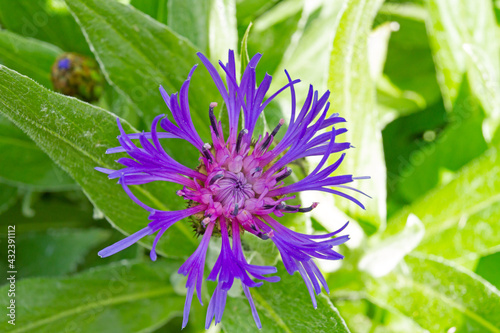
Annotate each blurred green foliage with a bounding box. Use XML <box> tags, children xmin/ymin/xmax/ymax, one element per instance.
<box><xmin>0</xmin><ymin>0</ymin><xmax>499</xmax><ymax>332</ymax></box>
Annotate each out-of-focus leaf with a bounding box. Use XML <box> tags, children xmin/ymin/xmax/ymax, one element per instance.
<box><xmin>425</xmin><ymin>0</ymin><xmax>500</xmax><ymax>137</ymax></box>
<box><xmin>327</xmin><ymin>0</ymin><xmax>387</xmax><ymax>233</ymax></box>
<box><xmin>359</xmin><ymin>214</ymin><xmax>424</xmax><ymax>278</ymax></box>
<box><xmin>247</xmin><ymin>0</ymin><xmax>303</xmax><ymax>80</ymax></box>
<box><xmin>0</xmin><ymin>228</ymin><xmax>110</xmax><ymax>279</ymax></box>
<box><xmin>386</xmin><ymin>139</ymin><xmax>500</xmax><ymax>265</ymax></box>
<box><xmin>168</xmin><ymin>0</ymin><xmax>211</xmax><ymax>53</ymax></box>
<box><xmin>131</xmin><ymin>0</ymin><xmax>168</xmax><ymax>25</ymax></box>
<box><xmin>223</xmin><ymin>263</ymin><xmax>350</xmax><ymax>332</ymax></box>
<box><xmin>273</xmin><ymin>0</ymin><xmax>345</xmax><ymax>96</ymax></box>
<box><xmin>0</xmin><ymin>183</ymin><xmax>16</xmax><ymax>214</ymax></box>
<box><xmin>376</xmin><ymin>3</ymin><xmax>441</xmax><ymax>116</ymax></box>
<box><xmin>0</xmin><ymin>66</ymin><xmax>197</xmax><ymax>258</ymax></box>
<box><xmin>0</xmin><ymin>191</ymin><xmax>96</xmax><ymax>233</ymax></box>
<box><xmin>0</xmin><ymin>0</ymin><xmax>91</xmax><ymax>55</ymax></box>
<box><xmin>65</xmin><ymin>0</ymin><xmax>219</xmax><ymax>132</ymax></box>
<box><xmin>0</xmin><ymin>115</ymin><xmax>76</xmax><ymax>190</ymax></box>
<box><xmin>236</xmin><ymin>0</ymin><xmax>280</xmax><ymax>34</ymax></box>
<box><xmin>335</xmin><ymin>294</ymin><xmax>427</xmax><ymax>333</ymax></box>
<box><xmin>0</xmin><ymin>260</ymin><xmax>184</xmax><ymax>333</ymax></box>
<box><xmin>367</xmin><ymin>254</ymin><xmax>500</xmax><ymax>332</ymax></box>
<box><xmin>384</xmin><ymin>79</ymin><xmax>488</xmax><ymax>209</ymax></box>
<box><xmin>0</xmin><ymin>30</ymin><xmax>61</xmax><ymax>89</ymax></box>
<box><xmin>209</xmin><ymin>0</ymin><xmax>238</xmax><ymax>62</ymax></box>
<box><xmin>476</xmin><ymin>251</ymin><xmax>500</xmax><ymax>290</ymax></box>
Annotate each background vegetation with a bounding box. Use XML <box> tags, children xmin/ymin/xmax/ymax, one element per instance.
<box><xmin>0</xmin><ymin>0</ymin><xmax>499</xmax><ymax>332</ymax></box>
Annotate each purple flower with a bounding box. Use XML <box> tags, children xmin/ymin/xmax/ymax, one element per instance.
<box><xmin>96</xmin><ymin>50</ymin><xmax>367</xmax><ymax>329</ymax></box>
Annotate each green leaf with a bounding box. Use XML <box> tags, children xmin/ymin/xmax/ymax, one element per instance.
<box><xmin>0</xmin><ymin>66</ymin><xmax>197</xmax><ymax>258</ymax></box>
<box><xmin>386</xmin><ymin>140</ymin><xmax>500</xmax><ymax>265</ymax></box>
<box><xmin>239</xmin><ymin>22</ymin><xmax>253</xmax><ymax>75</ymax></box>
<box><xmin>476</xmin><ymin>251</ymin><xmax>500</xmax><ymax>290</ymax></box>
<box><xmin>65</xmin><ymin>0</ymin><xmax>219</xmax><ymax>131</ymax></box>
<box><xmin>0</xmin><ymin>228</ymin><xmax>110</xmax><ymax>279</ymax></box>
<box><xmin>0</xmin><ymin>30</ymin><xmax>61</xmax><ymax>89</ymax></box>
<box><xmin>131</xmin><ymin>0</ymin><xmax>168</xmax><ymax>25</ymax></box>
<box><xmin>359</xmin><ymin>214</ymin><xmax>424</xmax><ymax>278</ymax></box>
<box><xmin>167</xmin><ymin>0</ymin><xmax>211</xmax><ymax>53</ymax></box>
<box><xmin>208</xmin><ymin>0</ymin><xmax>238</xmax><ymax>63</ymax></box>
<box><xmin>376</xmin><ymin>3</ymin><xmax>441</xmax><ymax>115</ymax></box>
<box><xmin>0</xmin><ymin>260</ymin><xmax>185</xmax><ymax>333</ymax></box>
<box><xmin>383</xmin><ymin>78</ymin><xmax>488</xmax><ymax>209</ymax></box>
<box><xmin>0</xmin><ymin>183</ymin><xmax>17</xmax><ymax>214</ymax></box>
<box><xmin>246</xmin><ymin>0</ymin><xmax>303</xmax><ymax>79</ymax></box>
<box><xmin>0</xmin><ymin>191</ymin><xmax>96</xmax><ymax>233</ymax></box>
<box><xmin>0</xmin><ymin>0</ymin><xmax>91</xmax><ymax>55</ymax></box>
<box><xmin>0</xmin><ymin>115</ymin><xmax>76</xmax><ymax>190</ymax></box>
<box><xmin>327</xmin><ymin>0</ymin><xmax>387</xmax><ymax>232</ymax></box>
<box><xmin>367</xmin><ymin>254</ymin><xmax>500</xmax><ymax>332</ymax></box>
<box><xmin>425</xmin><ymin>0</ymin><xmax>500</xmax><ymax>135</ymax></box>
<box><xmin>273</xmin><ymin>0</ymin><xmax>345</xmax><ymax>96</ymax></box>
<box><xmin>223</xmin><ymin>263</ymin><xmax>350</xmax><ymax>333</ymax></box>
<box><xmin>334</xmin><ymin>293</ymin><xmax>428</xmax><ymax>333</ymax></box>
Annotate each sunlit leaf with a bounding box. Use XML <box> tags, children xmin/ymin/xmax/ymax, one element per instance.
<box><xmin>327</xmin><ymin>0</ymin><xmax>387</xmax><ymax>233</ymax></box>
<box><xmin>208</xmin><ymin>0</ymin><xmax>238</xmax><ymax>63</ymax></box>
<box><xmin>425</xmin><ymin>0</ymin><xmax>500</xmax><ymax>137</ymax></box>
<box><xmin>367</xmin><ymin>254</ymin><xmax>500</xmax><ymax>332</ymax></box>
<box><xmin>386</xmin><ymin>140</ymin><xmax>500</xmax><ymax>266</ymax></box>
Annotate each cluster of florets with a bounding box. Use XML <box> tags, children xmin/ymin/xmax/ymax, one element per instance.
<box><xmin>96</xmin><ymin>50</ymin><xmax>366</xmax><ymax>329</ymax></box>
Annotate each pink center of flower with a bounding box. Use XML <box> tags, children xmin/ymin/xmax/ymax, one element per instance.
<box><xmin>213</xmin><ymin>171</ymin><xmax>254</xmax><ymax>208</ymax></box>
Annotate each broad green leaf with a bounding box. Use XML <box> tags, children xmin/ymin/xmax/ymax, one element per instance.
<box><xmin>131</xmin><ymin>0</ymin><xmax>168</xmax><ymax>25</ymax></box>
<box><xmin>208</xmin><ymin>0</ymin><xmax>238</xmax><ymax>63</ymax></box>
<box><xmin>168</xmin><ymin>0</ymin><xmax>211</xmax><ymax>53</ymax></box>
<box><xmin>0</xmin><ymin>0</ymin><xmax>91</xmax><ymax>56</ymax></box>
<box><xmin>327</xmin><ymin>0</ymin><xmax>386</xmax><ymax>232</ymax></box>
<box><xmin>386</xmin><ymin>140</ymin><xmax>500</xmax><ymax>265</ymax></box>
<box><xmin>0</xmin><ymin>66</ymin><xmax>197</xmax><ymax>258</ymax></box>
<box><xmin>0</xmin><ymin>260</ymin><xmax>185</xmax><ymax>333</ymax></box>
<box><xmin>425</xmin><ymin>0</ymin><xmax>500</xmax><ymax>136</ymax></box>
<box><xmin>0</xmin><ymin>183</ymin><xmax>17</xmax><ymax>214</ymax></box>
<box><xmin>0</xmin><ymin>115</ymin><xmax>76</xmax><ymax>190</ymax></box>
<box><xmin>367</xmin><ymin>254</ymin><xmax>500</xmax><ymax>332</ymax></box>
<box><xmin>65</xmin><ymin>0</ymin><xmax>219</xmax><ymax>132</ymax></box>
<box><xmin>0</xmin><ymin>228</ymin><xmax>110</xmax><ymax>279</ymax></box>
<box><xmin>0</xmin><ymin>30</ymin><xmax>61</xmax><ymax>89</ymax></box>
<box><xmin>223</xmin><ymin>263</ymin><xmax>350</xmax><ymax>333</ymax></box>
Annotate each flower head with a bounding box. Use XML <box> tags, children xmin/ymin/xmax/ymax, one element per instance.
<box><xmin>96</xmin><ymin>50</ymin><xmax>367</xmax><ymax>329</ymax></box>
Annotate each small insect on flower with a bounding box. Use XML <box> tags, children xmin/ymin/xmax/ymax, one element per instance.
<box><xmin>96</xmin><ymin>50</ymin><xmax>368</xmax><ymax>329</ymax></box>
